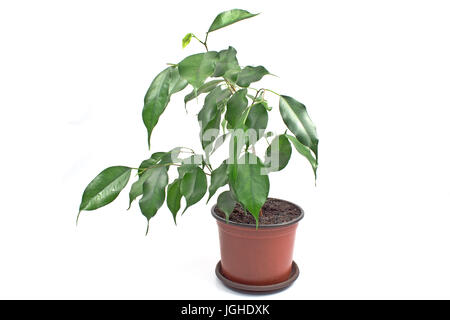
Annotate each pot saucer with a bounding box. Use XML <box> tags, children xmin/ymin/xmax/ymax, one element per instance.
<box><xmin>215</xmin><ymin>261</ymin><xmax>299</xmax><ymax>293</ymax></box>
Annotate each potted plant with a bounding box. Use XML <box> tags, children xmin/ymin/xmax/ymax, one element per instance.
<box><xmin>78</xmin><ymin>9</ymin><xmax>318</xmax><ymax>292</ymax></box>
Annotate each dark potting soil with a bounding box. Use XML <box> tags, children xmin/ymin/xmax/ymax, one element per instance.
<box><xmin>214</xmin><ymin>198</ymin><xmax>302</xmax><ymax>225</ymax></box>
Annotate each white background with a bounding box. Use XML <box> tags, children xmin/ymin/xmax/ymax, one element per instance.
<box><xmin>1</xmin><ymin>0</ymin><xmax>450</xmax><ymax>299</ymax></box>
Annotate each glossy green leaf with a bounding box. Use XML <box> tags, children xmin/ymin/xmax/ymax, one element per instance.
<box><xmin>142</xmin><ymin>67</ymin><xmax>185</xmax><ymax>148</ymax></box>
<box><xmin>217</xmin><ymin>191</ymin><xmax>236</xmax><ymax>222</ymax></box>
<box><xmin>178</xmin><ymin>52</ymin><xmax>219</xmax><ymax>90</ymax></box>
<box><xmin>213</xmin><ymin>46</ymin><xmax>240</xmax><ymax>78</ymax></box>
<box><xmin>265</xmin><ymin>134</ymin><xmax>292</xmax><ymax>172</ymax></box>
<box><xmin>228</xmin><ymin>153</ymin><xmax>269</xmax><ymax>225</ymax></box>
<box><xmin>167</xmin><ymin>178</ymin><xmax>182</xmax><ymax>223</ymax></box>
<box><xmin>198</xmin><ymin>87</ymin><xmax>231</xmax><ymax>150</ymax></box>
<box><xmin>142</xmin><ymin>68</ymin><xmax>171</xmax><ymax>147</ymax></box>
<box><xmin>208</xmin><ymin>9</ymin><xmax>259</xmax><ymax>33</ymax></box>
<box><xmin>279</xmin><ymin>95</ymin><xmax>319</xmax><ymax>159</ymax></box>
<box><xmin>245</xmin><ymin>102</ymin><xmax>268</xmax><ymax>141</ymax></box>
<box><xmin>286</xmin><ymin>134</ymin><xmax>318</xmax><ymax>179</ymax></box>
<box><xmin>180</xmin><ymin>167</ymin><xmax>207</xmax><ymax>212</ymax></box>
<box><xmin>236</xmin><ymin>66</ymin><xmax>269</xmax><ymax>87</ymax></box>
<box><xmin>79</xmin><ymin>166</ymin><xmax>132</xmax><ymax>213</ymax></box>
<box><xmin>184</xmin><ymin>80</ymin><xmax>223</xmax><ymax>105</ymax></box>
<box><xmin>208</xmin><ymin>162</ymin><xmax>228</xmax><ymax>202</ymax></box>
<box><xmin>225</xmin><ymin>89</ymin><xmax>248</xmax><ymax>128</ymax></box>
<box><xmin>139</xmin><ymin>167</ymin><xmax>169</xmax><ymax>232</ymax></box>
<box><xmin>182</xmin><ymin>33</ymin><xmax>193</xmax><ymax>48</ymax></box>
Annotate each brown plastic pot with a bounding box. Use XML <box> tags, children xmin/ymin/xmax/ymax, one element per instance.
<box><xmin>211</xmin><ymin>199</ymin><xmax>304</xmax><ymax>286</ymax></box>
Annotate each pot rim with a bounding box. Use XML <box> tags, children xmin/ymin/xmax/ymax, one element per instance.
<box><xmin>211</xmin><ymin>198</ymin><xmax>304</xmax><ymax>229</ymax></box>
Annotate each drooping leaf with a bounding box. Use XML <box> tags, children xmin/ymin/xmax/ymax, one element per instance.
<box><xmin>79</xmin><ymin>166</ymin><xmax>132</xmax><ymax>213</ymax></box>
<box><xmin>217</xmin><ymin>191</ymin><xmax>236</xmax><ymax>222</ymax></box>
<box><xmin>208</xmin><ymin>161</ymin><xmax>228</xmax><ymax>202</ymax></box>
<box><xmin>213</xmin><ymin>46</ymin><xmax>240</xmax><ymax>78</ymax></box>
<box><xmin>228</xmin><ymin>153</ymin><xmax>269</xmax><ymax>225</ymax></box>
<box><xmin>178</xmin><ymin>52</ymin><xmax>219</xmax><ymax>90</ymax></box>
<box><xmin>180</xmin><ymin>167</ymin><xmax>207</xmax><ymax>212</ymax></box>
<box><xmin>265</xmin><ymin>134</ymin><xmax>292</xmax><ymax>172</ymax></box>
<box><xmin>236</xmin><ymin>66</ymin><xmax>269</xmax><ymax>87</ymax></box>
<box><xmin>208</xmin><ymin>9</ymin><xmax>259</xmax><ymax>33</ymax></box>
<box><xmin>245</xmin><ymin>101</ymin><xmax>268</xmax><ymax>142</ymax></box>
<box><xmin>279</xmin><ymin>95</ymin><xmax>319</xmax><ymax>159</ymax></box>
<box><xmin>138</xmin><ymin>167</ymin><xmax>169</xmax><ymax>231</ymax></box>
<box><xmin>167</xmin><ymin>178</ymin><xmax>182</xmax><ymax>223</ymax></box>
<box><xmin>142</xmin><ymin>68</ymin><xmax>172</xmax><ymax>147</ymax></box>
<box><xmin>184</xmin><ymin>80</ymin><xmax>223</xmax><ymax>105</ymax></box>
<box><xmin>142</xmin><ymin>67</ymin><xmax>185</xmax><ymax>148</ymax></box>
<box><xmin>225</xmin><ymin>89</ymin><xmax>248</xmax><ymax>128</ymax></box>
<box><xmin>182</xmin><ymin>33</ymin><xmax>193</xmax><ymax>48</ymax></box>
<box><xmin>286</xmin><ymin>134</ymin><xmax>318</xmax><ymax>179</ymax></box>
<box><xmin>198</xmin><ymin>87</ymin><xmax>231</xmax><ymax>150</ymax></box>
<box><xmin>211</xmin><ymin>132</ymin><xmax>229</xmax><ymax>155</ymax></box>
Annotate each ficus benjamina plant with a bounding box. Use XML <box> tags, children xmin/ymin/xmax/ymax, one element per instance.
<box><xmin>78</xmin><ymin>9</ymin><xmax>319</xmax><ymax>234</ymax></box>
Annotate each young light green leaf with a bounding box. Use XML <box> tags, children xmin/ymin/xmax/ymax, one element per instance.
<box><xmin>184</xmin><ymin>80</ymin><xmax>223</xmax><ymax>105</ymax></box>
<box><xmin>228</xmin><ymin>153</ymin><xmax>269</xmax><ymax>225</ymax></box>
<box><xmin>208</xmin><ymin>9</ymin><xmax>259</xmax><ymax>33</ymax></box>
<box><xmin>225</xmin><ymin>89</ymin><xmax>248</xmax><ymax>128</ymax></box>
<box><xmin>167</xmin><ymin>178</ymin><xmax>182</xmax><ymax>223</ymax></box>
<box><xmin>236</xmin><ymin>66</ymin><xmax>269</xmax><ymax>87</ymax></box>
<box><xmin>213</xmin><ymin>46</ymin><xmax>240</xmax><ymax>78</ymax></box>
<box><xmin>217</xmin><ymin>191</ymin><xmax>236</xmax><ymax>222</ymax></box>
<box><xmin>180</xmin><ymin>167</ymin><xmax>207</xmax><ymax>213</ymax></box>
<box><xmin>286</xmin><ymin>134</ymin><xmax>318</xmax><ymax>179</ymax></box>
<box><xmin>208</xmin><ymin>162</ymin><xmax>228</xmax><ymax>202</ymax></box>
<box><xmin>182</xmin><ymin>33</ymin><xmax>193</xmax><ymax>48</ymax></box>
<box><xmin>279</xmin><ymin>95</ymin><xmax>319</xmax><ymax>159</ymax></box>
<box><xmin>79</xmin><ymin>166</ymin><xmax>132</xmax><ymax>213</ymax></box>
<box><xmin>265</xmin><ymin>134</ymin><xmax>292</xmax><ymax>172</ymax></box>
<box><xmin>139</xmin><ymin>167</ymin><xmax>169</xmax><ymax>232</ymax></box>
<box><xmin>178</xmin><ymin>52</ymin><xmax>219</xmax><ymax>90</ymax></box>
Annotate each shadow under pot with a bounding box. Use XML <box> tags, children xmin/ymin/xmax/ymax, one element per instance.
<box><xmin>211</xmin><ymin>198</ymin><xmax>304</xmax><ymax>292</ymax></box>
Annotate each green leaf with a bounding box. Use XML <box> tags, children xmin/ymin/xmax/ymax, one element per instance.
<box><xmin>184</xmin><ymin>80</ymin><xmax>223</xmax><ymax>105</ymax></box>
<box><xmin>178</xmin><ymin>52</ymin><xmax>219</xmax><ymax>90</ymax></box>
<box><xmin>213</xmin><ymin>46</ymin><xmax>241</xmax><ymax>78</ymax></box>
<box><xmin>139</xmin><ymin>167</ymin><xmax>169</xmax><ymax>231</ymax></box>
<box><xmin>182</xmin><ymin>33</ymin><xmax>193</xmax><ymax>48</ymax></box>
<box><xmin>198</xmin><ymin>87</ymin><xmax>231</xmax><ymax>150</ymax></box>
<box><xmin>228</xmin><ymin>153</ymin><xmax>269</xmax><ymax>225</ymax></box>
<box><xmin>236</xmin><ymin>66</ymin><xmax>269</xmax><ymax>87</ymax></box>
<box><xmin>265</xmin><ymin>134</ymin><xmax>292</xmax><ymax>172</ymax></box>
<box><xmin>168</xmin><ymin>67</ymin><xmax>188</xmax><ymax>95</ymax></box>
<box><xmin>217</xmin><ymin>191</ymin><xmax>236</xmax><ymax>222</ymax></box>
<box><xmin>208</xmin><ymin>9</ymin><xmax>259</xmax><ymax>33</ymax></box>
<box><xmin>142</xmin><ymin>67</ymin><xmax>185</xmax><ymax>148</ymax></box>
<box><xmin>180</xmin><ymin>167</ymin><xmax>207</xmax><ymax>213</ymax></box>
<box><xmin>128</xmin><ymin>168</ymin><xmax>152</xmax><ymax>209</ymax></box>
<box><xmin>279</xmin><ymin>95</ymin><xmax>319</xmax><ymax>159</ymax></box>
<box><xmin>286</xmin><ymin>134</ymin><xmax>318</xmax><ymax>179</ymax></box>
<box><xmin>79</xmin><ymin>166</ymin><xmax>132</xmax><ymax>213</ymax></box>
<box><xmin>225</xmin><ymin>89</ymin><xmax>248</xmax><ymax>128</ymax></box>
<box><xmin>208</xmin><ymin>162</ymin><xmax>228</xmax><ymax>202</ymax></box>
<box><xmin>245</xmin><ymin>102</ymin><xmax>268</xmax><ymax>141</ymax></box>
<box><xmin>167</xmin><ymin>178</ymin><xmax>182</xmax><ymax>223</ymax></box>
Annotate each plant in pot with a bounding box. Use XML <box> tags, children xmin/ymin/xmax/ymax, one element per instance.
<box><xmin>78</xmin><ymin>9</ymin><xmax>318</xmax><ymax>292</ymax></box>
